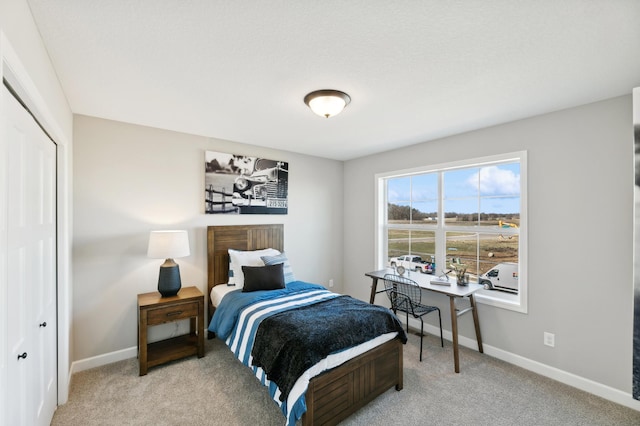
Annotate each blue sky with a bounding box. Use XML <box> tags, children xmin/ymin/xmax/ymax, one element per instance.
<box><xmin>388</xmin><ymin>163</ymin><xmax>520</xmax><ymax>214</ymax></box>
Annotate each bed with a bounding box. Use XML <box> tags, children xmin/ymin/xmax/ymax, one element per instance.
<box><xmin>206</xmin><ymin>224</ymin><xmax>405</xmax><ymax>426</ymax></box>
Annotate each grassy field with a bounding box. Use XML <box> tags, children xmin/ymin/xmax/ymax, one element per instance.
<box><xmin>388</xmin><ymin>220</ymin><xmax>519</xmax><ymax>276</ymax></box>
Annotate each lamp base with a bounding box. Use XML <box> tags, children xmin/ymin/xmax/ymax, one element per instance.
<box><xmin>158</xmin><ymin>264</ymin><xmax>182</xmax><ymax>297</ymax></box>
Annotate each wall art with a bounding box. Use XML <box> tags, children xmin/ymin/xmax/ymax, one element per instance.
<box><xmin>205</xmin><ymin>151</ymin><xmax>288</xmax><ymax>214</ymax></box>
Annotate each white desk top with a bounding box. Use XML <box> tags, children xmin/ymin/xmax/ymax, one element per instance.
<box><xmin>365</xmin><ymin>268</ymin><xmax>484</xmax><ymax>298</ymax></box>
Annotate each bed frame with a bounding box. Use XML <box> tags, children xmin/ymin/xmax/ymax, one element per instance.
<box><xmin>206</xmin><ymin>224</ymin><xmax>403</xmax><ymax>425</ymax></box>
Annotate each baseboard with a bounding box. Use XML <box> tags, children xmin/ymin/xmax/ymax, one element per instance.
<box><xmin>479</xmin><ymin>341</ymin><xmax>640</xmax><ymax>412</ymax></box>
<box><xmin>71</xmin><ymin>326</ymin><xmax>640</xmax><ymax>412</ymax></box>
<box><xmin>418</xmin><ymin>322</ymin><xmax>640</xmax><ymax>412</ymax></box>
<box><xmin>70</xmin><ymin>346</ymin><xmax>137</xmax><ymax>375</ymax></box>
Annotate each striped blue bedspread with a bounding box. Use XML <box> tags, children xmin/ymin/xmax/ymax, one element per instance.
<box><xmin>208</xmin><ymin>281</ymin><xmax>404</xmax><ymax>425</ymax></box>
<box><xmin>208</xmin><ymin>282</ymin><xmax>338</xmax><ymax>425</ymax></box>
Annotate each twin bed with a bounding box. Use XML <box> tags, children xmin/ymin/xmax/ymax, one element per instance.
<box><xmin>206</xmin><ymin>224</ymin><xmax>405</xmax><ymax>425</ymax></box>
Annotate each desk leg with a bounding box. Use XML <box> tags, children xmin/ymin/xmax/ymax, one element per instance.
<box><xmin>449</xmin><ymin>296</ymin><xmax>460</xmax><ymax>373</ymax></box>
<box><xmin>369</xmin><ymin>277</ymin><xmax>380</xmax><ymax>304</ymax></box>
<box><xmin>470</xmin><ymin>294</ymin><xmax>483</xmax><ymax>353</ymax></box>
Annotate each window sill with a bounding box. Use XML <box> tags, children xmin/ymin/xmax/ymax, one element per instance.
<box><xmin>475</xmin><ymin>290</ymin><xmax>527</xmax><ymax>314</ymax></box>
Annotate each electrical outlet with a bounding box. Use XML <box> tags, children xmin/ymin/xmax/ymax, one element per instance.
<box><xmin>329</xmin><ymin>279</ymin><xmax>334</xmax><ymax>288</ymax></box>
<box><xmin>544</xmin><ymin>332</ymin><xmax>555</xmax><ymax>347</ymax></box>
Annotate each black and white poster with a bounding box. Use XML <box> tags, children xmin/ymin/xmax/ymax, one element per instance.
<box><xmin>634</xmin><ymin>87</ymin><xmax>640</xmax><ymax>400</ymax></box>
<box><xmin>204</xmin><ymin>151</ymin><xmax>288</xmax><ymax>214</ymax></box>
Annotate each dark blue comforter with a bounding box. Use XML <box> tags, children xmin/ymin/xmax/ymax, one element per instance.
<box><xmin>251</xmin><ymin>293</ymin><xmax>407</xmax><ymax>401</ymax></box>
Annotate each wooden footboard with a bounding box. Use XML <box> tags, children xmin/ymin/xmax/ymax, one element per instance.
<box><xmin>303</xmin><ymin>338</ymin><xmax>403</xmax><ymax>426</ymax></box>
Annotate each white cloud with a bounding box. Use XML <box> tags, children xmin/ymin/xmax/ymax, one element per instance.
<box><xmin>469</xmin><ymin>166</ymin><xmax>520</xmax><ymax>195</ymax></box>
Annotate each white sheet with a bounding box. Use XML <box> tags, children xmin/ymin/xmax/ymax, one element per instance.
<box><xmin>210</xmin><ymin>284</ymin><xmax>239</xmax><ymax>307</ymax></box>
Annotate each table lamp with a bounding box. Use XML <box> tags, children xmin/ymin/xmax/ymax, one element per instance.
<box><xmin>147</xmin><ymin>230</ymin><xmax>190</xmax><ymax>297</ymax></box>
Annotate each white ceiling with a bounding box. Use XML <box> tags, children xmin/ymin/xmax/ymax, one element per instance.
<box><xmin>27</xmin><ymin>0</ymin><xmax>640</xmax><ymax>161</ymax></box>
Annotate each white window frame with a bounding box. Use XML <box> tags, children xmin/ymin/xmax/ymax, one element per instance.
<box><xmin>375</xmin><ymin>151</ymin><xmax>528</xmax><ymax>313</ymax></box>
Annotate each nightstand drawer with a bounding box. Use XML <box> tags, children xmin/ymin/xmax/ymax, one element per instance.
<box><xmin>147</xmin><ymin>302</ymin><xmax>198</xmax><ymax>325</ymax></box>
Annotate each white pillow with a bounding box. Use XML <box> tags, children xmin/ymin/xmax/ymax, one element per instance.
<box><xmin>228</xmin><ymin>248</ymin><xmax>280</xmax><ymax>288</ymax></box>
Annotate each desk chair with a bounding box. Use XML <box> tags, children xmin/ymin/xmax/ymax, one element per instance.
<box><xmin>383</xmin><ymin>274</ymin><xmax>444</xmax><ymax>361</ymax></box>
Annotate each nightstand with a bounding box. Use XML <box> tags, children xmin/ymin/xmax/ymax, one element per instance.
<box><xmin>137</xmin><ymin>286</ymin><xmax>205</xmax><ymax>375</ymax></box>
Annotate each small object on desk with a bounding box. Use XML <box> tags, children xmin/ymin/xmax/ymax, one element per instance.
<box><xmin>457</xmin><ymin>273</ymin><xmax>469</xmax><ymax>286</ymax></box>
<box><xmin>396</xmin><ymin>265</ymin><xmax>406</xmax><ymax>276</ymax></box>
<box><xmin>451</xmin><ymin>263</ymin><xmax>469</xmax><ymax>287</ymax></box>
<box><xmin>431</xmin><ymin>269</ymin><xmax>451</xmax><ymax>285</ymax></box>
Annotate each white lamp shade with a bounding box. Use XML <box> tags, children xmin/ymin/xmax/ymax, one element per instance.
<box><xmin>147</xmin><ymin>230</ymin><xmax>190</xmax><ymax>259</ymax></box>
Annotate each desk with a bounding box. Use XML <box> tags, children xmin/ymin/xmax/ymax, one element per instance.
<box><xmin>365</xmin><ymin>268</ymin><xmax>483</xmax><ymax>373</ymax></box>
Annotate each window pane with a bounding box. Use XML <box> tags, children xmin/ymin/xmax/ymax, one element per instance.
<box><xmin>387</xmin><ymin>229</ymin><xmax>410</xmax><ymax>260</ymax></box>
<box><xmin>478</xmin><ymin>233</ymin><xmax>519</xmax><ymax>273</ymax></box>
<box><xmin>411</xmin><ymin>173</ymin><xmax>438</xmax><ymax>224</ymax></box>
<box><xmin>411</xmin><ymin>174</ymin><xmax>437</xmax><ymax>200</ymax></box>
<box><xmin>409</xmin><ymin>230</ymin><xmax>435</xmax><ymax>263</ymax></box>
<box><xmin>444</xmin><ymin>168</ymin><xmax>479</xmax><ymax>198</ymax></box>
<box><xmin>478</xmin><ymin>163</ymin><xmax>520</xmax><ymax>228</ymax></box>
<box><xmin>479</xmin><ymin>198</ymin><xmax>520</xmax><ymax>228</ymax></box>
<box><xmin>444</xmin><ymin>169</ymin><xmax>479</xmax><ymax>226</ymax></box>
<box><xmin>388</xmin><ymin>201</ymin><xmax>411</xmax><ymax>224</ymax></box>
<box><xmin>388</xmin><ymin>176</ymin><xmax>411</xmax><ymax>224</ymax></box>
<box><xmin>412</xmin><ymin>201</ymin><xmax>438</xmax><ymax>224</ymax></box>
<box><xmin>478</xmin><ymin>232</ymin><xmax>519</xmax><ymax>294</ymax></box>
<box><xmin>387</xmin><ymin>229</ymin><xmax>436</xmax><ymax>273</ymax></box>
<box><xmin>388</xmin><ymin>177</ymin><xmax>410</xmax><ymax>203</ymax></box>
<box><xmin>444</xmin><ymin>199</ymin><xmax>478</xmax><ymax>225</ymax></box>
<box><xmin>445</xmin><ymin>232</ymin><xmax>479</xmax><ymax>281</ymax></box>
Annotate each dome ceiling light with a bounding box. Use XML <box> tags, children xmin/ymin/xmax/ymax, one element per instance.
<box><xmin>304</xmin><ymin>90</ymin><xmax>351</xmax><ymax>118</ymax></box>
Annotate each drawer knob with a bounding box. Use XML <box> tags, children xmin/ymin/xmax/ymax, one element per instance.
<box><xmin>166</xmin><ymin>311</ymin><xmax>183</xmax><ymax>317</ymax></box>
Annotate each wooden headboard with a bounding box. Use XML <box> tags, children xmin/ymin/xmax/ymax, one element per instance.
<box><xmin>206</xmin><ymin>224</ymin><xmax>284</xmax><ymax>322</ymax></box>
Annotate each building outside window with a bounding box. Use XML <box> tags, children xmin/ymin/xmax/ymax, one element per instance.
<box><xmin>376</xmin><ymin>152</ymin><xmax>527</xmax><ymax>312</ymax></box>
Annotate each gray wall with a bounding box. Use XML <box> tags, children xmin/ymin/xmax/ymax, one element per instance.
<box><xmin>343</xmin><ymin>95</ymin><xmax>634</xmax><ymax>394</ymax></box>
<box><xmin>72</xmin><ymin>115</ymin><xmax>344</xmax><ymax>361</ymax></box>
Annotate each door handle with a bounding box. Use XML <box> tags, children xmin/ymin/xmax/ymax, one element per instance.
<box><xmin>17</xmin><ymin>352</ymin><xmax>27</xmax><ymax>360</ymax></box>
<box><xmin>39</xmin><ymin>322</ymin><xmax>47</xmax><ymax>327</ymax></box>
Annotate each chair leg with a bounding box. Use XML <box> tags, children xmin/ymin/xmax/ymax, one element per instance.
<box><xmin>419</xmin><ymin>319</ymin><xmax>424</xmax><ymax>362</ymax></box>
<box><xmin>437</xmin><ymin>309</ymin><xmax>444</xmax><ymax>347</ymax></box>
<box><xmin>406</xmin><ymin>311</ymin><xmax>409</xmax><ymax>333</ymax></box>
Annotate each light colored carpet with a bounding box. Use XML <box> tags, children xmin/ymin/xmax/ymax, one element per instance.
<box><xmin>52</xmin><ymin>332</ymin><xmax>640</xmax><ymax>425</ymax></box>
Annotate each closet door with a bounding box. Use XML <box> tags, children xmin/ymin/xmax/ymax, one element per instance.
<box><xmin>3</xmin><ymin>85</ymin><xmax>57</xmax><ymax>426</ymax></box>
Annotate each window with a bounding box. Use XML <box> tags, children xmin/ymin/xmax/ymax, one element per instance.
<box><xmin>376</xmin><ymin>152</ymin><xmax>527</xmax><ymax>312</ymax></box>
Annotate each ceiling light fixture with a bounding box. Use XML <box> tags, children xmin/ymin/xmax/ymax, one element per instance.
<box><xmin>304</xmin><ymin>90</ymin><xmax>351</xmax><ymax>118</ymax></box>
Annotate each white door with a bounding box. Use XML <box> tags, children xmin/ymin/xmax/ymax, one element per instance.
<box><xmin>3</xmin><ymin>85</ymin><xmax>57</xmax><ymax>426</ymax></box>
